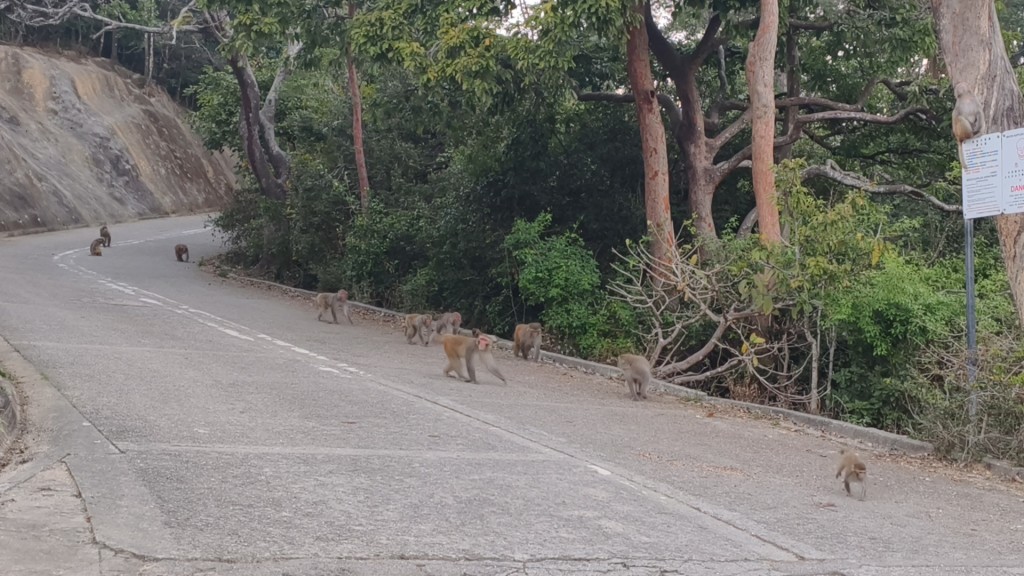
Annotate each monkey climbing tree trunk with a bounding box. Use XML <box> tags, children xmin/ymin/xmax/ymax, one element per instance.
<box><xmin>626</xmin><ymin>0</ymin><xmax>677</xmax><ymax>268</ymax></box>
<box><xmin>932</xmin><ymin>0</ymin><xmax>1024</xmax><ymax>327</ymax></box>
<box><xmin>744</xmin><ymin>0</ymin><xmax>782</xmax><ymax>245</ymax></box>
<box><xmin>347</xmin><ymin>1</ymin><xmax>371</xmax><ymax>210</ymax></box>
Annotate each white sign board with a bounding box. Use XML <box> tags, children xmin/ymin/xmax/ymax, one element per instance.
<box><xmin>962</xmin><ymin>128</ymin><xmax>1024</xmax><ymax>219</ymax></box>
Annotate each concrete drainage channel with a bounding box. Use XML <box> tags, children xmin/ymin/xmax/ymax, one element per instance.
<box><xmin>227</xmin><ymin>274</ymin><xmax>952</xmax><ymax>462</ymax></box>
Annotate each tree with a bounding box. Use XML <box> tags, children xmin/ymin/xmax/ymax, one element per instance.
<box><xmin>347</xmin><ymin>1</ymin><xmax>370</xmax><ymax>209</ymax></box>
<box><xmin>744</xmin><ymin>0</ymin><xmax>781</xmax><ymax>245</ymax></box>
<box><xmin>625</xmin><ymin>1</ymin><xmax>676</xmax><ymax>267</ymax></box>
<box><xmin>931</xmin><ymin>0</ymin><xmax>1024</xmax><ymax>327</ymax></box>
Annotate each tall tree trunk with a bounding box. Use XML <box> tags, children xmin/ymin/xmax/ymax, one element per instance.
<box><xmin>932</xmin><ymin>1</ymin><xmax>1024</xmax><ymax>327</ymax></box>
<box><xmin>227</xmin><ymin>54</ymin><xmax>287</xmax><ymax>202</ymax></box>
<box><xmin>144</xmin><ymin>33</ymin><xmax>153</xmax><ymax>84</ymax></box>
<box><xmin>347</xmin><ymin>2</ymin><xmax>371</xmax><ymax>210</ymax></box>
<box><xmin>626</xmin><ymin>0</ymin><xmax>677</xmax><ymax>266</ymax></box>
<box><xmin>744</xmin><ymin>0</ymin><xmax>782</xmax><ymax>245</ymax></box>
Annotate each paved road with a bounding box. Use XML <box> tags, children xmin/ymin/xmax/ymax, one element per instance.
<box><xmin>0</xmin><ymin>215</ymin><xmax>1023</xmax><ymax>576</ymax></box>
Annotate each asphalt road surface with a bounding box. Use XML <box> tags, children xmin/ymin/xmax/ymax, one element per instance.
<box><xmin>1</xmin><ymin>215</ymin><xmax>1023</xmax><ymax>576</ymax></box>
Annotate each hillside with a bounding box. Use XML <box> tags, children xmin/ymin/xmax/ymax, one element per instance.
<box><xmin>0</xmin><ymin>45</ymin><xmax>234</xmax><ymax>235</ymax></box>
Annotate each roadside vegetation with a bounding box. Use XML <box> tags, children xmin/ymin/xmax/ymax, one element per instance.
<box><xmin>4</xmin><ymin>0</ymin><xmax>1024</xmax><ymax>466</ymax></box>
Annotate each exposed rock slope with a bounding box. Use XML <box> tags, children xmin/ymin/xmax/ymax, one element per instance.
<box><xmin>0</xmin><ymin>46</ymin><xmax>234</xmax><ymax>234</ymax></box>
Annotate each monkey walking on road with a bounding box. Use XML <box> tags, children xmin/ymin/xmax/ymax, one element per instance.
<box><xmin>441</xmin><ymin>329</ymin><xmax>507</xmax><ymax>385</ymax></box>
<box><xmin>174</xmin><ymin>244</ymin><xmax>190</xmax><ymax>262</ymax></box>
<box><xmin>617</xmin><ymin>354</ymin><xmax>651</xmax><ymax>401</ymax></box>
<box><xmin>835</xmin><ymin>449</ymin><xmax>867</xmax><ymax>501</ymax></box>
<box><xmin>99</xmin><ymin>225</ymin><xmax>111</xmax><ymax>247</ymax></box>
<box><xmin>512</xmin><ymin>322</ymin><xmax>543</xmax><ymax>361</ymax></box>
<box><xmin>432</xmin><ymin>312</ymin><xmax>462</xmax><ymax>339</ymax></box>
<box><xmin>315</xmin><ymin>289</ymin><xmax>353</xmax><ymax>325</ymax></box>
<box><xmin>89</xmin><ymin>238</ymin><xmax>104</xmax><ymax>256</ymax></box>
<box><xmin>405</xmin><ymin>314</ymin><xmax>433</xmax><ymax>346</ymax></box>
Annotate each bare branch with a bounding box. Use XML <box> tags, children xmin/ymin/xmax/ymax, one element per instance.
<box><xmin>575</xmin><ymin>90</ymin><xmax>683</xmax><ymax>137</ymax></box>
<box><xmin>692</xmin><ymin>13</ymin><xmax>723</xmax><ymax>68</ymax></box>
<box><xmin>710</xmin><ymin>109</ymin><xmax>750</xmax><ymax>152</ymax></box>
<box><xmin>802</xmin><ymin>160</ymin><xmax>962</xmax><ymax>213</ymax></box>
<box><xmin>4</xmin><ymin>0</ymin><xmax>204</xmax><ymax>42</ymax></box>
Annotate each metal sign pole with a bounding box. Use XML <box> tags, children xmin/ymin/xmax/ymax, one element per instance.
<box><xmin>965</xmin><ymin>217</ymin><xmax>979</xmax><ymax>420</ymax></box>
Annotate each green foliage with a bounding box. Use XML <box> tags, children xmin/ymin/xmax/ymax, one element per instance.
<box><xmin>503</xmin><ymin>213</ymin><xmax>636</xmax><ymax>359</ymax></box>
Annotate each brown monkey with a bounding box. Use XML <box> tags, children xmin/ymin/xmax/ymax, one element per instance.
<box><xmin>174</xmin><ymin>244</ymin><xmax>189</xmax><ymax>262</ymax></box>
<box><xmin>441</xmin><ymin>329</ymin><xmax>507</xmax><ymax>384</ymax></box>
<box><xmin>99</xmin><ymin>225</ymin><xmax>111</xmax><ymax>247</ymax></box>
<box><xmin>835</xmin><ymin>449</ymin><xmax>867</xmax><ymax>500</ymax></box>
<box><xmin>433</xmin><ymin>312</ymin><xmax>463</xmax><ymax>338</ymax></box>
<box><xmin>617</xmin><ymin>354</ymin><xmax>651</xmax><ymax>401</ymax></box>
<box><xmin>512</xmin><ymin>322</ymin><xmax>543</xmax><ymax>361</ymax></box>
<box><xmin>952</xmin><ymin>82</ymin><xmax>984</xmax><ymax>167</ymax></box>
<box><xmin>315</xmin><ymin>289</ymin><xmax>353</xmax><ymax>325</ymax></box>
<box><xmin>405</xmin><ymin>314</ymin><xmax>434</xmax><ymax>346</ymax></box>
<box><xmin>89</xmin><ymin>237</ymin><xmax>104</xmax><ymax>256</ymax></box>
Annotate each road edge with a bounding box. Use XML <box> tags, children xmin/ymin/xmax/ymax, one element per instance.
<box><xmin>0</xmin><ymin>369</ymin><xmax>23</xmax><ymax>468</ymax></box>
<box><xmin>224</xmin><ymin>273</ymin><xmax>935</xmax><ymax>457</ymax></box>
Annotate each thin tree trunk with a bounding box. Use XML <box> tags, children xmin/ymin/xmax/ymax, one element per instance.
<box><xmin>109</xmin><ymin>31</ymin><xmax>117</xmax><ymax>63</ymax></box>
<box><xmin>626</xmin><ymin>0</ymin><xmax>676</xmax><ymax>266</ymax></box>
<box><xmin>932</xmin><ymin>0</ymin><xmax>1024</xmax><ymax>327</ymax></box>
<box><xmin>347</xmin><ymin>2</ymin><xmax>371</xmax><ymax>210</ymax></box>
<box><xmin>745</xmin><ymin>0</ymin><xmax>782</xmax><ymax>245</ymax></box>
<box><xmin>144</xmin><ymin>33</ymin><xmax>153</xmax><ymax>84</ymax></box>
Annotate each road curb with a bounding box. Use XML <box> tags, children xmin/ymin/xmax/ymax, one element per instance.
<box><xmin>0</xmin><ymin>375</ymin><xmax>21</xmax><ymax>463</ymax></box>
<box><xmin>983</xmin><ymin>457</ymin><xmax>1024</xmax><ymax>482</ymax></box>
<box><xmin>222</xmin><ymin>273</ymin><xmax>933</xmax><ymax>455</ymax></box>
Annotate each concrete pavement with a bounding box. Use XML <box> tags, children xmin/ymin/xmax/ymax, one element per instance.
<box><xmin>0</xmin><ymin>215</ymin><xmax>1023</xmax><ymax>575</ymax></box>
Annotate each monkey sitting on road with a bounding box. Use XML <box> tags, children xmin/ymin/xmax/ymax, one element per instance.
<box><xmin>617</xmin><ymin>354</ymin><xmax>651</xmax><ymax>401</ymax></box>
<box><xmin>315</xmin><ymin>289</ymin><xmax>353</xmax><ymax>325</ymax></box>
<box><xmin>99</xmin><ymin>225</ymin><xmax>111</xmax><ymax>247</ymax></box>
<box><xmin>441</xmin><ymin>329</ymin><xmax>507</xmax><ymax>384</ymax></box>
<box><xmin>89</xmin><ymin>237</ymin><xmax>104</xmax><ymax>256</ymax></box>
<box><xmin>835</xmin><ymin>449</ymin><xmax>867</xmax><ymax>501</ymax></box>
<box><xmin>512</xmin><ymin>322</ymin><xmax>543</xmax><ymax>361</ymax></box>
<box><xmin>174</xmin><ymin>244</ymin><xmax>190</xmax><ymax>262</ymax></box>
<box><xmin>405</xmin><ymin>314</ymin><xmax>433</xmax><ymax>346</ymax></box>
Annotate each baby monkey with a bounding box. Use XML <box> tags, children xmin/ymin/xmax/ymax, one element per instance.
<box><xmin>405</xmin><ymin>314</ymin><xmax>433</xmax><ymax>346</ymax></box>
<box><xmin>617</xmin><ymin>353</ymin><xmax>651</xmax><ymax>401</ymax></box>
<box><xmin>89</xmin><ymin>237</ymin><xmax>104</xmax><ymax>256</ymax></box>
<box><xmin>315</xmin><ymin>289</ymin><xmax>353</xmax><ymax>324</ymax></box>
<box><xmin>174</xmin><ymin>244</ymin><xmax>190</xmax><ymax>262</ymax></box>
<box><xmin>835</xmin><ymin>449</ymin><xmax>867</xmax><ymax>500</ymax></box>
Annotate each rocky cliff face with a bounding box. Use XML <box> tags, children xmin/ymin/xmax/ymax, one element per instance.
<box><xmin>0</xmin><ymin>46</ymin><xmax>235</xmax><ymax>234</ymax></box>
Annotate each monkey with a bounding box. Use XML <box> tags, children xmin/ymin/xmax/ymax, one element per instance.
<box><xmin>512</xmin><ymin>322</ymin><xmax>543</xmax><ymax>361</ymax></box>
<box><xmin>99</xmin><ymin>225</ymin><xmax>111</xmax><ymax>247</ymax></box>
<box><xmin>835</xmin><ymin>449</ymin><xmax>868</xmax><ymax>501</ymax></box>
<box><xmin>89</xmin><ymin>237</ymin><xmax>104</xmax><ymax>256</ymax></box>
<box><xmin>174</xmin><ymin>244</ymin><xmax>189</xmax><ymax>263</ymax></box>
<box><xmin>405</xmin><ymin>314</ymin><xmax>434</xmax><ymax>346</ymax></box>
<box><xmin>441</xmin><ymin>328</ymin><xmax>507</xmax><ymax>384</ymax></box>
<box><xmin>617</xmin><ymin>354</ymin><xmax>651</xmax><ymax>401</ymax></box>
<box><xmin>952</xmin><ymin>82</ymin><xmax>984</xmax><ymax>168</ymax></box>
<box><xmin>432</xmin><ymin>312</ymin><xmax>463</xmax><ymax>338</ymax></box>
<box><xmin>315</xmin><ymin>289</ymin><xmax>353</xmax><ymax>325</ymax></box>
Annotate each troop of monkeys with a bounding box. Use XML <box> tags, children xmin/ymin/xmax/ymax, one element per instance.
<box><xmin>87</xmin><ymin>225</ymin><xmax>190</xmax><ymax>262</ymax></box>
<box><xmin>313</xmin><ymin>286</ymin><xmax>870</xmax><ymax>499</ymax></box>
